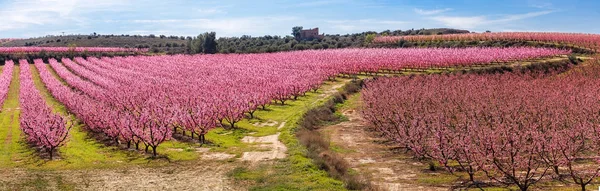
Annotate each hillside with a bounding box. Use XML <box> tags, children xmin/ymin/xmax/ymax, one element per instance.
<box><xmin>1</xmin><ymin>35</ymin><xmax>187</xmax><ymax>54</ymax></box>
<box><xmin>1</xmin><ymin>28</ymin><xmax>471</xmax><ymax>54</ymax></box>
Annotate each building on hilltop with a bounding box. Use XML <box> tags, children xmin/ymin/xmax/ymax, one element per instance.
<box><xmin>300</xmin><ymin>28</ymin><xmax>324</xmax><ymax>40</ymax></box>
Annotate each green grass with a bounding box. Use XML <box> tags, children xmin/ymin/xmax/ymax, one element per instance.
<box><xmin>227</xmin><ymin>80</ymin><xmax>349</xmax><ymax>191</ymax></box>
<box><xmin>335</xmin><ymin>92</ymin><xmax>361</xmax><ymax>111</ymax></box>
<box><xmin>416</xmin><ymin>172</ymin><xmax>459</xmax><ymax>185</ymax></box>
<box><xmin>0</xmin><ymin>62</ymin><xmax>340</xmax><ymax>170</ymax></box>
<box><xmin>329</xmin><ymin>144</ymin><xmax>355</xmax><ymax>154</ymax></box>
<box><xmin>28</xmin><ymin>64</ymin><xmax>151</xmax><ymax>169</ymax></box>
<box><xmin>0</xmin><ymin>62</ymin><xmax>350</xmax><ymax>191</ymax></box>
<box><xmin>0</xmin><ymin>66</ymin><xmax>36</xmax><ymax>168</ymax></box>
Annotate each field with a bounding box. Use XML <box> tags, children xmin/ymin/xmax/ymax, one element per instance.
<box><xmin>0</xmin><ymin>32</ymin><xmax>598</xmax><ymax>191</ymax></box>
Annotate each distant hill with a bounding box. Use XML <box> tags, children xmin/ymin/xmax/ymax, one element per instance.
<box><xmin>216</xmin><ymin>28</ymin><xmax>471</xmax><ymax>54</ymax></box>
<box><xmin>1</xmin><ymin>35</ymin><xmax>188</xmax><ymax>54</ymax></box>
<box><xmin>0</xmin><ymin>39</ymin><xmax>19</xmax><ymax>45</ymax></box>
<box><xmin>1</xmin><ymin>28</ymin><xmax>471</xmax><ymax>54</ymax></box>
<box><xmin>380</xmin><ymin>28</ymin><xmax>471</xmax><ymax>36</ymax></box>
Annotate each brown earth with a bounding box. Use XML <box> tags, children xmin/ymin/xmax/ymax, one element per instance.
<box><xmin>322</xmin><ymin>107</ymin><xmax>452</xmax><ymax>191</ymax></box>
<box><xmin>0</xmin><ymin>161</ymin><xmax>242</xmax><ymax>191</ymax></box>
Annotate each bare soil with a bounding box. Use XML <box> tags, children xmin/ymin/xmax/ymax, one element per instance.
<box><xmin>0</xmin><ymin>160</ymin><xmax>243</xmax><ymax>191</ymax></box>
<box><xmin>322</xmin><ymin>108</ymin><xmax>451</xmax><ymax>191</ymax></box>
<box><xmin>240</xmin><ymin>121</ymin><xmax>288</xmax><ymax>162</ymax></box>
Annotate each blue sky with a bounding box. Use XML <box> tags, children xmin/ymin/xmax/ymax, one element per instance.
<box><xmin>0</xmin><ymin>0</ymin><xmax>599</xmax><ymax>38</ymax></box>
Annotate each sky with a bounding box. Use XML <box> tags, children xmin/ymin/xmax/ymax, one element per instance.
<box><xmin>0</xmin><ymin>0</ymin><xmax>599</xmax><ymax>38</ymax></box>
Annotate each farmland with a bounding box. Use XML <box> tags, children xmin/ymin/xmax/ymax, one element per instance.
<box><xmin>0</xmin><ymin>31</ymin><xmax>596</xmax><ymax>191</ymax></box>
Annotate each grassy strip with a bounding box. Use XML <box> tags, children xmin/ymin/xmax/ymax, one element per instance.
<box><xmin>44</xmin><ymin>62</ymin><xmax>203</xmax><ymax>163</ymax></box>
<box><xmin>228</xmin><ymin>58</ymin><xmax>579</xmax><ymax>190</ymax></box>
<box><xmin>28</xmin><ymin>64</ymin><xmax>148</xmax><ymax>169</ymax></box>
<box><xmin>228</xmin><ymin>80</ymin><xmax>351</xmax><ymax>191</ymax></box>
<box><xmin>229</xmin><ymin>80</ymin><xmax>373</xmax><ymax>191</ymax></box>
<box><xmin>295</xmin><ymin>80</ymin><xmax>375</xmax><ymax>190</ymax></box>
<box><xmin>0</xmin><ymin>66</ymin><xmax>33</xmax><ymax>168</ymax></box>
<box><xmin>7</xmin><ymin>61</ymin><xmax>355</xmax><ymax>170</ymax></box>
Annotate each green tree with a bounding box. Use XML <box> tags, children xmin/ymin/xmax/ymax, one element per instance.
<box><xmin>202</xmin><ymin>32</ymin><xmax>218</xmax><ymax>54</ymax></box>
<box><xmin>365</xmin><ymin>34</ymin><xmax>376</xmax><ymax>44</ymax></box>
<box><xmin>187</xmin><ymin>32</ymin><xmax>218</xmax><ymax>54</ymax></box>
<box><xmin>192</xmin><ymin>33</ymin><xmax>205</xmax><ymax>54</ymax></box>
<box><xmin>292</xmin><ymin>26</ymin><xmax>303</xmax><ymax>40</ymax></box>
<box><xmin>186</xmin><ymin>39</ymin><xmax>193</xmax><ymax>53</ymax></box>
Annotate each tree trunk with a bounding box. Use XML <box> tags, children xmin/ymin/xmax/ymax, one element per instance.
<box><xmin>127</xmin><ymin>141</ymin><xmax>131</xmax><ymax>148</ymax></box>
<box><xmin>145</xmin><ymin>145</ymin><xmax>149</xmax><ymax>153</ymax></box>
<box><xmin>248</xmin><ymin>110</ymin><xmax>255</xmax><ymax>118</ymax></box>
<box><xmin>198</xmin><ymin>134</ymin><xmax>205</xmax><ymax>145</ymax></box>
<box><xmin>553</xmin><ymin>165</ymin><xmax>560</xmax><ymax>177</ymax></box>
<box><xmin>135</xmin><ymin>142</ymin><xmax>140</xmax><ymax>150</ymax></box>
<box><xmin>519</xmin><ymin>185</ymin><xmax>528</xmax><ymax>191</ymax></box>
<box><xmin>581</xmin><ymin>183</ymin><xmax>586</xmax><ymax>191</ymax></box>
<box><xmin>152</xmin><ymin>146</ymin><xmax>157</xmax><ymax>157</ymax></box>
<box><xmin>49</xmin><ymin>148</ymin><xmax>54</xmax><ymax>160</ymax></box>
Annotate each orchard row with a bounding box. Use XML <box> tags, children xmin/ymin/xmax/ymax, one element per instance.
<box><xmin>0</xmin><ymin>47</ymin><xmax>148</xmax><ymax>54</ymax></box>
<box><xmin>362</xmin><ymin>59</ymin><xmax>600</xmax><ymax>190</ymax></box>
<box><xmin>375</xmin><ymin>32</ymin><xmax>600</xmax><ymax>50</ymax></box>
<box><xmin>4</xmin><ymin>47</ymin><xmax>568</xmax><ymax>158</ymax></box>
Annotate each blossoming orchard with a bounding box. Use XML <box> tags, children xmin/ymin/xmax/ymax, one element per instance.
<box><xmin>0</xmin><ymin>31</ymin><xmax>599</xmax><ymax>190</ymax></box>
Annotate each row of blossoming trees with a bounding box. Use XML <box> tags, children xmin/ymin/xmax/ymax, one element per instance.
<box><xmin>374</xmin><ymin>32</ymin><xmax>600</xmax><ymax>51</ymax></box>
<box><xmin>0</xmin><ymin>47</ymin><xmax>148</xmax><ymax>54</ymax></box>
<box><xmin>0</xmin><ymin>61</ymin><xmax>14</xmax><ymax>110</ymax></box>
<box><xmin>362</xmin><ymin>57</ymin><xmax>600</xmax><ymax>191</ymax></box>
<box><xmin>19</xmin><ymin>60</ymin><xmax>71</xmax><ymax>159</ymax></box>
<box><xmin>8</xmin><ymin>47</ymin><xmax>565</xmax><ymax>157</ymax></box>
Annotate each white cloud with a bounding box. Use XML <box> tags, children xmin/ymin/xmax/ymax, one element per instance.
<box><xmin>0</xmin><ymin>0</ymin><xmax>128</xmax><ymax>32</ymax></box>
<box><xmin>125</xmin><ymin>17</ymin><xmax>408</xmax><ymax>37</ymax></box>
<box><xmin>431</xmin><ymin>10</ymin><xmax>554</xmax><ymax>29</ymax></box>
<box><xmin>125</xmin><ymin>16</ymin><xmax>299</xmax><ymax>37</ymax></box>
<box><xmin>325</xmin><ymin>19</ymin><xmax>409</xmax><ymax>33</ymax></box>
<box><xmin>197</xmin><ymin>7</ymin><xmax>228</xmax><ymax>15</ymax></box>
<box><xmin>0</xmin><ymin>0</ymin><xmax>578</xmax><ymax>38</ymax></box>
<box><xmin>492</xmin><ymin>10</ymin><xmax>554</xmax><ymax>23</ymax></box>
<box><xmin>430</xmin><ymin>16</ymin><xmax>487</xmax><ymax>29</ymax></box>
<box><xmin>414</xmin><ymin>8</ymin><xmax>452</xmax><ymax>15</ymax></box>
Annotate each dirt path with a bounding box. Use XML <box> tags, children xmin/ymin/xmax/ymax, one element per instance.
<box><xmin>0</xmin><ymin>73</ymin><xmax>353</xmax><ymax>190</ymax></box>
<box><xmin>0</xmin><ymin>160</ymin><xmax>242</xmax><ymax>191</ymax></box>
<box><xmin>315</xmin><ymin>79</ymin><xmax>350</xmax><ymax>104</ymax></box>
<box><xmin>322</xmin><ymin>108</ymin><xmax>450</xmax><ymax>191</ymax></box>
<box><xmin>68</xmin><ymin>161</ymin><xmax>239</xmax><ymax>191</ymax></box>
<box><xmin>239</xmin><ymin>79</ymin><xmax>350</xmax><ymax>162</ymax></box>
<box><xmin>240</xmin><ymin>132</ymin><xmax>287</xmax><ymax>161</ymax></box>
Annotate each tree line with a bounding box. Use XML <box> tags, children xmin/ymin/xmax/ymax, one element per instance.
<box><xmin>186</xmin><ymin>27</ymin><xmax>471</xmax><ymax>54</ymax></box>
